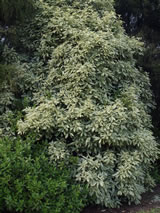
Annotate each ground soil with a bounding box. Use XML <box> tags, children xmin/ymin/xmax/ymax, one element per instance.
<box><xmin>81</xmin><ymin>185</ymin><xmax>160</xmax><ymax>213</ymax></box>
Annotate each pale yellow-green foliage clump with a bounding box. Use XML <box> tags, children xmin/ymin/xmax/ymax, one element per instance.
<box><xmin>17</xmin><ymin>0</ymin><xmax>159</xmax><ymax>208</ymax></box>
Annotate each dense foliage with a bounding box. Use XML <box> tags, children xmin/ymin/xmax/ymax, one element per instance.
<box><xmin>0</xmin><ymin>0</ymin><xmax>159</xmax><ymax>210</ymax></box>
<box><xmin>0</xmin><ymin>137</ymin><xmax>88</xmax><ymax>213</ymax></box>
<box><xmin>16</xmin><ymin>0</ymin><xmax>158</xmax><ymax>207</ymax></box>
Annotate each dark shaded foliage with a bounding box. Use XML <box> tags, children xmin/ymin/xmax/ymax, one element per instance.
<box><xmin>0</xmin><ymin>0</ymin><xmax>34</xmax><ymax>25</ymax></box>
<box><xmin>115</xmin><ymin>0</ymin><xmax>160</xmax><ymax>133</ymax></box>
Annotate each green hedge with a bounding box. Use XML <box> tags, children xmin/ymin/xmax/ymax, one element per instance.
<box><xmin>0</xmin><ymin>137</ymin><xmax>88</xmax><ymax>213</ymax></box>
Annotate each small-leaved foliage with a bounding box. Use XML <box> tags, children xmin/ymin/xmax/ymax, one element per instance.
<box><xmin>0</xmin><ymin>137</ymin><xmax>88</xmax><ymax>213</ymax></box>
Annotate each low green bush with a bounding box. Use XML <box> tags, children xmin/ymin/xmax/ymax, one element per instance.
<box><xmin>0</xmin><ymin>137</ymin><xmax>88</xmax><ymax>213</ymax></box>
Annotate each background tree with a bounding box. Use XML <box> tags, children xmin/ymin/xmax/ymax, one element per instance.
<box><xmin>115</xmin><ymin>0</ymin><xmax>160</xmax><ymax>134</ymax></box>
<box><xmin>0</xmin><ymin>0</ymin><xmax>34</xmax><ymax>25</ymax></box>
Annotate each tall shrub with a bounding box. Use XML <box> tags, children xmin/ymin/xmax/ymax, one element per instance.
<box><xmin>17</xmin><ymin>0</ymin><xmax>159</xmax><ymax>207</ymax></box>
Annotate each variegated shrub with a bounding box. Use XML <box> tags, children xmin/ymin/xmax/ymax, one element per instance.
<box><xmin>17</xmin><ymin>0</ymin><xmax>159</xmax><ymax>207</ymax></box>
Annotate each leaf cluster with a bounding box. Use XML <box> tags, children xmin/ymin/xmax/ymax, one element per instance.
<box><xmin>0</xmin><ymin>137</ymin><xmax>88</xmax><ymax>213</ymax></box>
